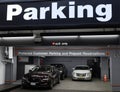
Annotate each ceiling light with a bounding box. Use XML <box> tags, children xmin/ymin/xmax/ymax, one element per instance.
<box><xmin>43</xmin><ymin>36</ymin><xmax>78</xmax><ymax>39</ymax></box>
<box><xmin>80</xmin><ymin>35</ymin><xmax>119</xmax><ymax>38</ymax></box>
<box><xmin>1</xmin><ymin>36</ymin><xmax>35</xmax><ymax>40</ymax></box>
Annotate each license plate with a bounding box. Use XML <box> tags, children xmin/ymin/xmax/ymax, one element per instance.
<box><xmin>30</xmin><ymin>82</ymin><xmax>36</xmax><ymax>86</ymax></box>
<box><xmin>79</xmin><ymin>75</ymin><xmax>83</xmax><ymax>78</ymax></box>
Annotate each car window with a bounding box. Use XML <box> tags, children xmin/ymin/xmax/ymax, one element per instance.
<box><xmin>31</xmin><ymin>66</ymin><xmax>39</xmax><ymax>71</ymax></box>
<box><xmin>32</xmin><ymin>66</ymin><xmax>52</xmax><ymax>72</ymax></box>
<box><xmin>75</xmin><ymin>66</ymin><xmax>89</xmax><ymax>70</ymax></box>
<box><xmin>51</xmin><ymin>64</ymin><xmax>64</xmax><ymax>68</ymax></box>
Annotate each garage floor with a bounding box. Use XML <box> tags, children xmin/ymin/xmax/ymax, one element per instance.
<box><xmin>53</xmin><ymin>78</ymin><xmax>112</xmax><ymax>91</ymax></box>
<box><xmin>13</xmin><ymin>78</ymin><xmax>112</xmax><ymax>92</ymax></box>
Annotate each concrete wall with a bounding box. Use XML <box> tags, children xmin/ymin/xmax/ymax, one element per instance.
<box><xmin>12</xmin><ymin>56</ymin><xmax>17</xmax><ymax>81</ymax></box>
<box><xmin>5</xmin><ymin>63</ymin><xmax>13</xmax><ymax>82</ymax></box>
<box><xmin>5</xmin><ymin>47</ymin><xmax>17</xmax><ymax>82</ymax></box>
<box><xmin>0</xmin><ymin>46</ymin><xmax>5</xmax><ymax>84</ymax></box>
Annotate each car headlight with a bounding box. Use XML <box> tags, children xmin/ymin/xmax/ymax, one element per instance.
<box><xmin>72</xmin><ymin>72</ymin><xmax>76</xmax><ymax>76</ymax></box>
<box><xmin>60</xmin><ymin>70</ymin><xmax>63</xmax><ymax>73</ymax></box>
<box><xmin>86</xmin><ymin>72</ymin><xmax>91</xmax><ymax>76</ymax></box>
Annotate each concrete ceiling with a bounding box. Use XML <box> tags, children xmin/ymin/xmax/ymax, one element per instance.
<box><xmin>0</xmin><ymin>28</ymin><xmax>120</xmax><ymax>46</ymax></box>
<box><xmin>0</xmin><ymin>28</ymin><xmax>120</xmax><ymax>35</ymax></box>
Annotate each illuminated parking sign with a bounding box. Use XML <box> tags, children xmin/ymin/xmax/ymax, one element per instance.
<box><xmin>6</xmin><ymin>3</ymin><xmax>112</xmax><ymax>22</ymax></box>
<box><xmin>0</xmin><ymin>0</ymin><xmax>120</xmax><ymax>30</ymax></box>
<box><xmin>17</xmin><ymin>51</ymin><xmax>106</xmax><ymax>56</ymax></box>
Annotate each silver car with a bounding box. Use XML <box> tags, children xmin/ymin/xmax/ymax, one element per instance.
<box><xmin>72</xmin><ymin>65</ymin><xmax>92</xmax><ymax>81</ymax></box>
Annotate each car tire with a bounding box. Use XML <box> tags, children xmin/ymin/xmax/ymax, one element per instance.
<box><xmin>21</xmin><ymin>85</ymin><xmax>27</xmax><ymax>89</ymax></box>
<box><xmin>72</xmin><ymin>78</ymin><xmax>75</xmax><ymax>81</ymax></box>
<box><xmin>61</xmin><ymin>74</ymin><xmax>65</xmax><ymax>80</ymax></box>
<box><xmin>65</xmin><ymin>74</ymin><xmax>67</xmax><ymax>78</ymax></box>
<box><xmin>49</xmin><ymin>80</ymin><xmax>53</xmax><ymax>89</ymax></box>
<box><xmin>57</xmin><ymin>76</ymin><xmax>60</xmax><ymax>84</ymax></box>
<box><xmin>89</xmin><ymin>78</ymin><xmax>92</xmax><ymax>81</ymax></box>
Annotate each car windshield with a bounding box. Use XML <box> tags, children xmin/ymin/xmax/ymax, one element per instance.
<box><xmin>32</xmin><ymin>66</ymin><xmax>51</xmax><ymax>72</ymax></box>
<box><xmin>75</xmin><ymin>66</ymin><xmax>89</xmax><ymax>70</ymax></box>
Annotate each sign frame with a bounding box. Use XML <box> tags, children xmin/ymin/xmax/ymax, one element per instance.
<box><xmin>0</xmin><ymin>0</ymin><xmax>120</xmax><ymax>30</ymax></box>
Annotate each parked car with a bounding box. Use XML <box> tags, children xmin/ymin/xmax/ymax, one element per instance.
<box><xmin>21</xmin><ymin>65</ymin><xmax>60</xmax><ymax>89</ymax></box>
<box><xmin>51</xmin><ymin>64</ymin><xmax>67</xmax><ymax>80</ymax></box>
<box><xmin>72</xmin><ymin>65</ymin><xmax>92</xmax><ymax>81</ymax></box>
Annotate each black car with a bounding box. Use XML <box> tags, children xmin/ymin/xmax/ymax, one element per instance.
<box><xmin>51</xmin><ymin>64</ymin><xmax>67</xmax><ymax>80</ymax></box>
<box><xmin>21</xmin><ymin>65</ymin><xmax>60</xmax><ymax>89</ymax></box>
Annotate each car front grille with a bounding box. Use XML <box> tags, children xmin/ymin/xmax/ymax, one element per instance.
<box><xmin>76</xmin><ymin>73</ymin><xmax>86</xmax><ymax>77</ymax></box>
<box><xmin>29</xmin><ymin>75</ymin><xmax>49</xmax><ymax>82</ymax></box>
<box><xmin>29</xmin><ymin>77</ymin><xmax>40</xmax><ymax>82</ymax></box>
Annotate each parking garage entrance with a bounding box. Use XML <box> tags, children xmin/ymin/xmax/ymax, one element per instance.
<box><xmin>15</xmin><ymin>47</ymin><xmax>110</xmax><ymax>81</ymax></box>
<box><xmin>43</xmin><ymin>56</ymin><xmax>101</xmax><ymax>78</ymax></box>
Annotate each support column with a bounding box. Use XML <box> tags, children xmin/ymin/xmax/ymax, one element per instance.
<box><xmin>0</xmin><ymin>46</ymin><xmax>5</xmax><ymax>84</ymax></box>
<box><xmin>110</xmin><ymin>49</ymin><xmax>120</xmax><ymax>91</ymax></box>
<box><xmin>100</xmin><ymin>57</ymin><xmax>109</xmax><ymax>80</ymax></box>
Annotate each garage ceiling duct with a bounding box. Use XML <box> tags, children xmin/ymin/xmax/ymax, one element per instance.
<box><xmin>0</xmin><ymin>31</ymin><xmax>120</xmax><ymax>46</ymax></box>
<box><xmin>0</xmin><ymin>33</ymin><xmax>33</xmax><ymax>37</ymax></box>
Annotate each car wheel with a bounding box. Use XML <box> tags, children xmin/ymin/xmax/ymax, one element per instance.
<box><xmin>21</xmin><ymin>85</ymin><xmax>27</xmax><ymax>89</ymax></box>
<box><xmin>61</xmin><ymin>74</ymin><xmax>65</xmax><ymax>80</ymax></box>
<box><xmin>49</xmin><ymin>80</ymin><xmax>53</xmax><ymax>89</ymax></box>
<box><xmin>89</xmin><ymin>78</ymin><xmax>92</xmax><ymax>81</ymax></box>
<box><xmin>57</xmin><ymin>76</ymin><xmax>60</xmax><ymax>84</ymax></box>
<box><xmin>65</xmin><ymin>74</ymin><xmax>67</xmax><ymax>78</ymax></box>
<box><xmin>72</xmin><ymin>78</ymin><xmax>75</xmax><ymax>81</ymax></box>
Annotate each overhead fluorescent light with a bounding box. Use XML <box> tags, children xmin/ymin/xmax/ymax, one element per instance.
<box><xmin>80</xmin><ymin>35</ymin><xmax>119</xmax><ymax>38</ymax></box>
<box><xmin>43</xmin><ymin>36</ymin><xmax>78</xmax><ymax>39</ymax></box>
<box><xmin>1</xmin><ymin>36</ymin><xmax>35</xmax><ymax>40</ymax></box>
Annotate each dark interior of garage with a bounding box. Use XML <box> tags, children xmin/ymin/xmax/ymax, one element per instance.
<box><xmin>43</xmin><ymin>56</ymin><xmax>101</xmax><ymax>78</ymax></box>
<box><xmin>16</xmin><ymin>56</ymin><xmax>110</xmax><ymax>80</ymax></box>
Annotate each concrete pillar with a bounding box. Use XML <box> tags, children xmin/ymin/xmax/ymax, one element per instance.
<box><xmin>0</xmin><ymin>46</ymin><xmax>5</xmax><ymax>84</ymax></box>
<box><xmin>100</xmin><ymin>57</ymin><xmax>109</xmax><ymax>80</ymax></box>
<box><xmin>13</xmin><ymin>56</ymin><xmax>17</xmax><ymax>81</ymax></box>
<box><xmin>110</xmin><ymin>50</ymin><xmax>120</xmax><ymax>91</ymax></box>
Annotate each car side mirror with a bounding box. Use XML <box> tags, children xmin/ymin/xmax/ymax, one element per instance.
<box><xmin>72</xmin><ymin>68</ymin><xmax>75</xmax><ymax>70</ymax></box>
<box><xmin>90</xmin><ymin>68</ymin><xmax>92</xmax><ymax>71</ymax></box>
<box><xmin>29</xmin><ymin>70</ymin><xmax>32</xmax><ymax>73</ymax></box>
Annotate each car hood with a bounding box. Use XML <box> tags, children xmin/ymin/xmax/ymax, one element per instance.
<box><xmin>57</xmin><ymin>68</ymin><xmax>63</xmax><ymax>71</ymax></box>
<box><xmin>73</xmin><ymin>70</ymin><xmax>90</xmax><ymax>73</ymax></box>
<box><xmin>30</xmin><ymin>72</ymin><xmax>51</xmax><ymax>76</ymax></box>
